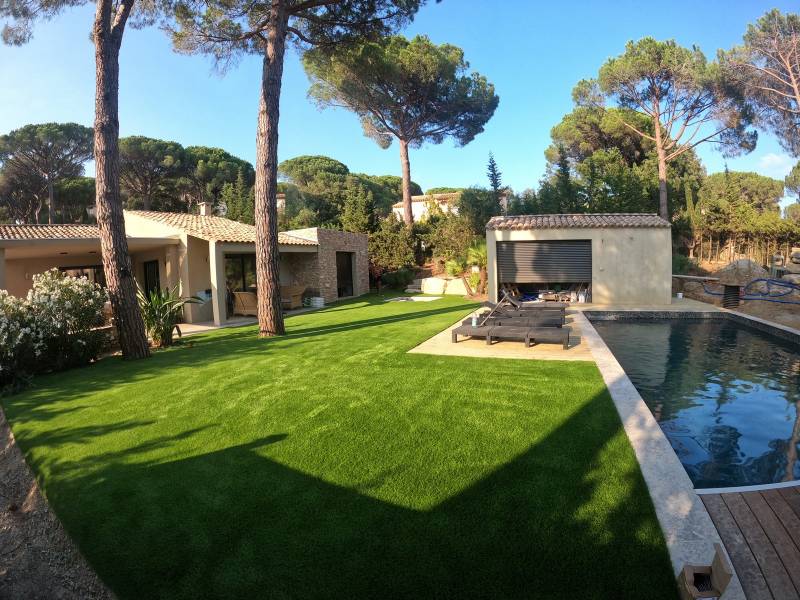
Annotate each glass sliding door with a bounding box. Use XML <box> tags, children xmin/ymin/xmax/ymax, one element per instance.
<box><xmin>225</xmin><ymin>254</ymin><xmax>257</xmax><ymax>292</ymax></box>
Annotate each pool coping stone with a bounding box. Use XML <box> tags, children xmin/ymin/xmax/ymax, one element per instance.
<box><xmin>575</xmin><ymin>310</ymin><xmax>746</xmax><ymax>600</ymax></box>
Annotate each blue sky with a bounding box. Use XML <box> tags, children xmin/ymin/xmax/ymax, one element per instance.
<box><xmin>1</xmin><ymin>0</ymin><xmax>798</xmax><ymax>206</ymax></box>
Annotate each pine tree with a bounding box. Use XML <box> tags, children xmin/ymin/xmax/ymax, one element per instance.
<box><xmin>222</xmin><ymin>168</ymin><xmax>254</xmax><ymax>225</ymax></box>
<box><xmin>487</xmin><ymin>152</ymin><xmax>502</xmax><ymax>204</ymax></box>
<box><xmin>341</xmin><ymin>188</ymin><xmax>376</xmax><ymax>234</ymax></box>
<box><xmin>221</xmin><ymin>182</ymin><xmax>239</xmax><ymax>220</ymax></box>
<box><xmin>554</xmin><ymin>146</ymin><xmax>579</xmax><ymax>213</ymax></box>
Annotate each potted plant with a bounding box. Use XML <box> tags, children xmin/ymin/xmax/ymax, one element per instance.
<box><xmin>137</xmin><ymin>285</ymin><xmax>201</xmax><ymax>348</ymax></box>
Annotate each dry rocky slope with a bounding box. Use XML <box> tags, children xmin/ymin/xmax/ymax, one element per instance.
<box><xmin>0</xmin><ymin>409</ymin><xmax>113</xmax><ymax>600</ymax></box>
<box><xmin>683</xmin><ymin>259</ymin><xmax>800</xmax><ymax>329</ymax></box>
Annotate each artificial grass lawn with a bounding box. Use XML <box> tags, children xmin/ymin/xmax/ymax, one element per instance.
<box><xmin>3</xmin><ymin>295</ymin><xmax>677</xmax><ymax>599</ymax></box>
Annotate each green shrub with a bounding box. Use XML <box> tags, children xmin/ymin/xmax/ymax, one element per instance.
<box><xmin>369</xmin><ymin>216</ymin><xmax>415</xmax><ymax>285</ymax></box>
<box><xmin>26</xmin><ymin>269</ymin><xmax>108</xmax><ymax>372</ymax></box>
<box><xmin>672</xmin><ymin>254</ymin><xmax>697</xmax><ymax>275</ymax></box>
<box><xmin>424</xmin><ymin>213</ymin><xmax>474</xmax><ymax>262</ymax></box>
<box><xmin>381</xmin><ymin>268</ymin><xmax>415</xmax><ymax>290</ymax></box>
<box><xmin>137</xmin><ymin>285</ymin><xmax>201</xmax><ymax>348</ymax></box>
<box><xmin>1</xmin><ymin>269</ymin><xmax>108</xmax><ymax>393</ymax></box>
<box><xmin>0</xmin><ymin>291</ymin><xmax>39</xmax><ymax>392</ymax></box>
<box><xmin>468</xmin><ymin>271</ymin><xmax>481</xmax><ymax>293</ymax></box>
<box><xmin>445</xmin><ymin>259</ymin><xmax>466</xmax><ymax>277</ymax></box>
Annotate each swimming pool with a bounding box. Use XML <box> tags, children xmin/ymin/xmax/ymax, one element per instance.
<box><xmin>591</xmin><ymin>317</ymin><xmax>800</xmax><ymax>489</ymax></box>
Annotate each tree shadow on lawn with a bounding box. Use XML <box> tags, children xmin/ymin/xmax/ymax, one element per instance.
<box><xmin>42</xmin><ymin>392</ymin><xmax>677</xmax><ymax>600</ymax></box>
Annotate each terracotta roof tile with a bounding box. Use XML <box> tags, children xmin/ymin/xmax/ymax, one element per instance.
<box><xmin>126</xmin><ymin>211</ymin><xmax>318</xmax><ymax>245</ymax></box>
<box><xmin>0</xmin><ymin>224</ymin><xmax>99</xmax><ymax>240</ymax></box>
<box><xmin>486</xmin><ymin>213</ymin><xmax>671</xmax><ymax>230</ymax></box>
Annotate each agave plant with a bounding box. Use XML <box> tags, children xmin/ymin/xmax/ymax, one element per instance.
<box><xmin>136</xmin><ymin>285</ymin><xmax>201</xmax><ymax>348</ymax></box>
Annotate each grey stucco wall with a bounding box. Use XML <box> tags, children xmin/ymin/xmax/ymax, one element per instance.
<box><xmin>487</xmin><ymin>227</ymin><xmax>672</xmax><ymax>305</ymax></box>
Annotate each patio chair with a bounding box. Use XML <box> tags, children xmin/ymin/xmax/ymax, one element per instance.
<box><xmin>280</xmin><ymin>285</ymin><xmax>306</xmax><ymax>310</ymax></box>
<box><xmin>232</xmin><ymin>291</ymin><xmax>258</xmax><ymax>316</ymax></box>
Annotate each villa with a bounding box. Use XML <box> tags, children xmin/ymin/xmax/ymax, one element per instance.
<box><xmin>0</xmin><ymin>203</ymin><xmax>369</xmax><ymax>326</ymax></box>
<box><xmin>390</xmin><ymin>192</ymin><xmax>462</xmax><ymax>221</ymax></box>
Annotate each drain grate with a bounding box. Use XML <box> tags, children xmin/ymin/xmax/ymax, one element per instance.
<box><xmin>693</xmin><ymin>571</ymin><xmax>713</xmax><ymax>592</ymax></box>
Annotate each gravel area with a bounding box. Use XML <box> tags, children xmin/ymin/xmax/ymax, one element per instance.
<box><xmin>0</xmin><ymin>408</ymin><xmax>113</xmax><ymax>600</ymax></box>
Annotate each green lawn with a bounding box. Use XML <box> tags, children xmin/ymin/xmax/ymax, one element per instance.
<box><xmin>3</xmin><ymin>295</ymin><xmax>676</xmax><ymax>599</ymax></box>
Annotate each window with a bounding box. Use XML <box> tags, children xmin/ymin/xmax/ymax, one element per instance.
<box><xmin>225</xmin><ymin>254</ymin><xmax>257</xmax><ymax>292</ymax></box>
<box><xmin>59</xmin><ymin>265</ymin><xmax>106</xmax><ymax>288</ymax></box>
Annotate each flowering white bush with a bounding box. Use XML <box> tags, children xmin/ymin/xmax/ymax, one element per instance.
<box><xmin>1</xmin><ymin>269</ymin><xmax>108</xmax><ymax>392</ymax></box>
<box><xmin>0</xmin><ymin>291</ymin><xmax>43</xmax><ymax>388</ymax></box>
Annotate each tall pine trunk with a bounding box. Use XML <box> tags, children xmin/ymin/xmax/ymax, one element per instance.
<box><xmin>93</xmin><ymin>0</ymin><xmax>150</xmax><ymax>359</ymax></box>
<box><xmin>653</xmin><ymin>116</ymin><xmax>668</xmax><ymax>220</ymax></box>
<box><xmin>254</xmin><ymin>3</ymin><xmax>287</xmax><ymax>337</ymax></box>
<box><xmin>47</xmin><ymin>180</ymin><xmax>55</xmax><ymax>224</ymax></box>
<box><xmin>398</xmin><ymin>138</ymin><xmax>413</xmax><ymax>227</ymax></box>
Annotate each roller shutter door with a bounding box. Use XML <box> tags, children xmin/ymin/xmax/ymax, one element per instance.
<box><xmin>496</xmin><ymin>240</ymin><xmax>591</xmax><ymax>283</ymax></box>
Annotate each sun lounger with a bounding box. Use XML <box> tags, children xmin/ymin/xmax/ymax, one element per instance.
<box><xmin>464</xmin><ymin>315</ymin><xmax>563</xmax><ymax>328</ymax></box>
<box><xmin>452</xmin><ymin>324</ymin><xmax>492</xmax><ymax>343</ymax></box>
<box><xmin>482</xmin><ymin>300</ymin><xmax>568</xmax><ymax>312</ymax></box>
<box><xmin>452</xmin><ymin>324</ymin><xmax>571</xmax><ymax>349</ymax></box>
<box><xmin>474</xmin><ymin>309</ymin><xmax>565</xmax><ymax>325</ymax></box>
<box><xmin>524</xmin><ymin>326</ymin><xmax>571</xmax><ymax>349</ymax></box>
<box><xmin>484</xmin><ymin>325</ymin><xmax>531</xmax><ymax>346</ymax></box>
<box><xmin>485</xmin><ymin>325</ymin><xmax>570</xmax><ymax>349</ymax></box>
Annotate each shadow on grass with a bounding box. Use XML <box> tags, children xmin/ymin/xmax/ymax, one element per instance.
<box><xmin>42</xmin><ymin>391</ymin><xmax>676</xmax><ymax>600</ymax></box>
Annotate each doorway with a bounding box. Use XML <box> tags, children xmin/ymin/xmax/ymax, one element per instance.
<box><xmin>336</xmin><ymin>252</ymin><xmax>354</xmax><ymax>298</ymax></box>
<box><xmin>143</xmin><ymin>260</ymin><xmax>160</xmax><ymax>297</ymax></box>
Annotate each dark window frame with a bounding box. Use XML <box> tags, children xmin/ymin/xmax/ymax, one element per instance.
<box><xmin>225</xmin><ymin>254</ymin><xmax>257</xmax><ymax>292</ymax></box>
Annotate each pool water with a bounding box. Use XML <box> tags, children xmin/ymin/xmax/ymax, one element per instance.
<box><xmin>592</xmin><ymin>318</ymin><xmax>800</xmax><ymax>489</ymax></box>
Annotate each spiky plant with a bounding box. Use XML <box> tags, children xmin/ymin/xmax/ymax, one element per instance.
<box><xmin>136</xmin><ymin>285</ymin><xmax>201</xmax><ymax>348</ymax></box>
<box><xmin>467</xmin><ymin>241</ymin><xmax>488</xmax><ymax>295</ymax></box>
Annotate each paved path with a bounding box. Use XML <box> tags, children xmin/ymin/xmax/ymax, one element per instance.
<box><xmin>408</xmin><ymin>308</ymin><xmax>593</xmax><ymax>361</ymax></box>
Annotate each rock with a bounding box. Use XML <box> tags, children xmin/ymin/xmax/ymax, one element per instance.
<box><xmin>444</xmin><ymin>278</ymin><xmax>468</xmax><ymax>296</ymax></box>
<box><xmin>420</xmin><ymin>277</ymin><xmax>446</xmax><ymax>294</ymax></box>
<box><xmin>714</xmin><ymin>259</ymin><xmax>769</xmax><ymax>289</ymax></box>
<box><xmin>781</xmin><ymin>273</ymin><xmax>800</xmax><ymax>285</ymax></box>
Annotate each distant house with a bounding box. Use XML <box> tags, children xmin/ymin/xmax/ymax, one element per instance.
<box><xmin>391</xmin><ymin>190</ymin><xmax>511</xmax><ymax>221</ymax></box>
<box><xmin>391</xmin><ymin>192</ymin><xmax>462</xmax><ymax>221</ymax></box>
<box><xmin>0</xmin><ymin>203</ymin><xmax>368</xmax><ymax>326</ymax></box>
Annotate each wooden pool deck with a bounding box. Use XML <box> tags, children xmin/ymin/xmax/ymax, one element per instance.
<box><xmin>701</xmin><ymin>487</ymin><xmax>800</xmax><ymax>599</ymax></box>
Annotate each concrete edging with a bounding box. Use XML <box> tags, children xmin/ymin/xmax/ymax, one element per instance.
<box><xmin>575</xmin><ymin>311</ymin><xmax>745</xmax><ymax>600</ymax></box>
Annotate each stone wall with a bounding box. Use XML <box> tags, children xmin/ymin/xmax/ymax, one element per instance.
<box><xmin>314</xmin><ymin>229</ymin><xmax>369</xmax><ymax>304</ymax></box>
<box><xmin>282</xmin><ymin>252</ymin><xmax>320</xmax><ymax>296</ymax></box>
